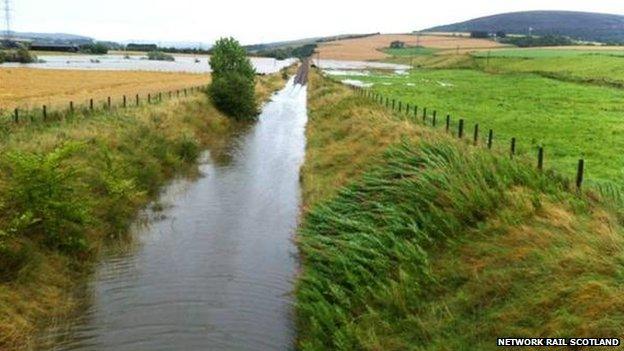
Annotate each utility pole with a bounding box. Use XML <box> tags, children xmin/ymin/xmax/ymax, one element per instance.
<box><xmin>2</xmin><ymin>0</ymin><xmax>12</xmax><ymax>46</ymax></box>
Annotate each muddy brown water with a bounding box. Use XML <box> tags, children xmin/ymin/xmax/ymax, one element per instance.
<box><xmin>41</xmin><ymin>78</ymin><xmax>307</xmax><ymax>351</ymax></box>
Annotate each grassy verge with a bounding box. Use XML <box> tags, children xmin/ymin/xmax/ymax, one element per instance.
<box><xmin>0</xmin><ymin>68</ymin><xmax>291</xmax><ymax>350</ymax></box>
<box><xmin>296</xmin><ymin>70</ymin><xmax>624</xmax><ymax>350</ymax></box>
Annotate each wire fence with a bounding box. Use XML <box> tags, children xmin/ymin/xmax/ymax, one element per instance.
<box><xmin>351</xmin><ymin>85</ymin><xmax>586</xmax><ymax>191</ymax></box>
<box><xmin>1</xmin><ymin>84</ymin><xmax>210</xmax><ymax>126</ymax></box>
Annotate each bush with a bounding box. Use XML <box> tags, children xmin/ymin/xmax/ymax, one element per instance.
<box><xmin>0</xmin><ymin>46</ymin><xmax>37</xmax><ymax>63</ymax></box>
<box><xmin>2</xmin><ymin>143</ymin><xmax>90</xmax><ymax>253</ymax></box>
<box><xmin>209</xmin><ymin>37</ymin><xmax>257</xmax><ymax>120</ymax></box>
<box><xmin>80</xmin><ymin>43</ymin><xmax>109</xmax><ymax>54</ymax></box>
<box><xmin>147</xmin><ymin>51</ymin><xmax>175</xmax><ymax>61</ymax></box>
<box><xmin>209</xmin><ymin>71</ymin><xmax>258</xmax><ymax>118</ymax></box>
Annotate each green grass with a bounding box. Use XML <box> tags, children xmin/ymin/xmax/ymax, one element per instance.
<box><xmin>473</xmin><ymin>48</ymin><xmax>624</xmax><ymax>58</ymax></box>
<box><xmin>334</xmin><ymin>68</ymin><xmax>624</xmax><ymax>186</ymax></box>
<box><xmin>384</xmin><ymin>46</ymin><xmax>436</xmax><ymax>57</ymax></box>
<box><xmin>477</xmin><ymin>55</ymin><xmax>624</xmax><ymax>88</ymax></box>
<box><xmin>297</xmin><ymin>71</ymin><xmax>624</xmax><ymax>350</ymax></box>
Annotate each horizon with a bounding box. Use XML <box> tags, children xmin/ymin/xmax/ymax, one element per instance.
<box><xmin>4</xmin><ymin>1</ymin><xmax>624</xmax><ymax>45</ymax></box>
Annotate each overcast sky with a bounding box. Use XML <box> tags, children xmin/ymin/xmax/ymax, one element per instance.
<box><xmin>7</xmin><ymin>0</ymin><xmax>624</xmax><ymax>44</ymax></box>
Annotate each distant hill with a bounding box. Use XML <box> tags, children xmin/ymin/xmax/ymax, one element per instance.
<box><xmin>3</xmin><ymin>32</ymin><xmax>94</xmax><ymax>45</ymax></box>
<box><xmin>425</xmin><ymin>11</ymin><xmax>624</xmax><ymax>44</ymax></box>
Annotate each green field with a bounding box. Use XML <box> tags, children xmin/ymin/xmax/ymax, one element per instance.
<box><xmin>334</xmin><ymin>66</ymin><xmax>624</xmax><ymax>186</ymax></box>
<box><xmin>473</xmin><ymin>48</ymin><xmax>624</xmax><ymax>58</ymax></box>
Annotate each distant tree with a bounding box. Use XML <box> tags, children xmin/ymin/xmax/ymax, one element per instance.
<box><xmin>390</xmin><ymin>41</ymin><xmax>405</xmax><ymax>49</ymax></box>
<box><xmin>80</xmin><ymin>43</ymin><xmax>109</xmax><ymax>55</ymax></box>
<box><xmin>147</xmin><ymin>51</ymin><xmax>175</xmax><ymax>61</ymax></box>
<box><xmin>501</xmin><ymin>34</ymin><xmax>574</xmax><ymax>47</ymax></box>
<box><xmin>496</xmin><ymin>31</ymin><xmax>507</xmax><ymax>38</ymax></box>
<box><xmin>208</xmin><ymin>37</ymin><xmax>258</xmax><ymax>120</ymax></box>
<box><xmin>470</xmin><ymin>31</ymin><xmax>490</xmax><ymax>38</ymax></box>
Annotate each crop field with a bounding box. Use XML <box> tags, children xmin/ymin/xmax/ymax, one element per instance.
<box><xmin>332</xmin><ymin>68</ymin><xmax>624</xmax><ymax>185</ymax></box>
<box><xmin>0</xmin><ymin>68</ymin><xmax>209</xmax><ymax>112</ymax></box>
<box><xmin>316</xmin><ymin>34</ymin><xmax>507</xmax><ymax>61</ymax></box>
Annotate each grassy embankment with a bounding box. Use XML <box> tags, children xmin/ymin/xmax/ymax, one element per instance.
<box><xmin>297</xmin><ymin>70</ymin><xmax>624</xmax><ymax>350</ymax></box>
<box><xmin>0</xmin><ymin>67</ymin><xmax>292</xmax><ymax>350</ymax></box>
<box><xmin>332</xmin><ymin>52</ymin><xmax>624</xmax><ymax>186</ymax></box>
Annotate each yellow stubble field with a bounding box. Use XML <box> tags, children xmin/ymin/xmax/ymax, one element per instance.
<box><xmin>316</xmin><ymin>33</ymin><xmax>508</xmax><ymax>61</ymax></box>
<box><xmin>0</xmin><ymin>68</ymin><xmax>210</xmax><ymax>112</ymax></box>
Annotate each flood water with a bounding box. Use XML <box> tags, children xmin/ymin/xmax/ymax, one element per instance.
<box><xmin>41</xmin><ymin>78</ymin><xmax>307</xmax><ymax>350</ymax></box>
<box><xmin>2</xmin><ymin>55</ymin><xmax>296</xmax><ymax>74</ymax></box>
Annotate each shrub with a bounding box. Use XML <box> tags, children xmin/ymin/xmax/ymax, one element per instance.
<box><xmin>209</xmin><ymin>37</ymin><xmax>257</xmax><ymax>120</ymax></box>
<box><xmin>0</xmin><ymin>46</ymin><xmax>37</xmax><ymax>63</ymax></box>
<box><xmin>470</xmin><ymin>31</ymin><xmax>490</xmax><ymax>38</ymax></box>
<box><xmin>209</xmin><ymin>71</ymin><xmax>258</xmax><ymax>118</ymax></box>
<box><xmin>80</xmin><ymin>43</ymin><xmax>109</xmax><ymax>54</ymax></box>
<box><xmin>147</xmin><ymin>51</ymin><xmax>175</xmax><ymax>61</ymax></box>
<box><xmin>2</xmin><ymin>143</ymin><xmax>90</xmax><ymax>253</ymax></box>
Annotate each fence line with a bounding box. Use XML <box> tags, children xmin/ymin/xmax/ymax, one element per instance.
<box><xmin>352</xmin><ymin>85</ymin><xmax>586</xmax><ymax>191</ymax></box>
<box><xmin>3</xmin><ymin>84</ymin><xmax>210</xmax><ymax>126</ymax></box>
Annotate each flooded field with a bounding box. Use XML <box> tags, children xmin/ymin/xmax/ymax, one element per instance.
<box><xmin>39</xmin><ymin>78</ymin><xmax>307</xmax><ymax>351</ymax></box>
<box><xmin>2</xmin><ymin>55</ymin><xmax>296</xmax><ymax>74</ymax></box>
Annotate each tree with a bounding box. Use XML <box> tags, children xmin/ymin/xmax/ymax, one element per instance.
<box><xmin>209</xmin><ymin>37</ymin><xmax>258</xmax><ymax>120</ymax></box>
<box><xmin>470</xmin><ymin>31</ymin><xmax>490</xmax><ymax>38</ymax></box>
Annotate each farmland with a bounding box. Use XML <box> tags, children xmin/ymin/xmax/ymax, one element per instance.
<box><xmin>0</xmin><ymin>68</ymin><xmax>210</xmax><ymax>111</ymax></box>
<box><xmin>296</xmin><ymin>70</ymin><xmax>624</xmax><ymax>350</ymax></box>
<box><xmin>316</xmin><ymin>33</ymin><xmax>506</xmax><ymax>61</ymax></box>
<box><xmin>325</xmin><ymin>45</ymin><xmax>624</xmax><ymax>186</ymax></box>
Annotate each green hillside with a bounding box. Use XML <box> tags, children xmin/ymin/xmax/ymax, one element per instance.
<box><xmin>426</xmin><ymin>11</ymin><xmax>624</xmax><ymax>44</ymax></box>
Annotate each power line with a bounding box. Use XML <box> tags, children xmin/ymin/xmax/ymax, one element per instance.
<box><xmin>3</xmin><ymin>0</ymin><xmax>12</xmax><ymax>41</ymax></box>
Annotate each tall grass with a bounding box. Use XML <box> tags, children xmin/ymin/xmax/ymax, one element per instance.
<box><xmin>297</xmin><ymin>71</ymin><xmax>624</xmax><ymax>350</ymax></box>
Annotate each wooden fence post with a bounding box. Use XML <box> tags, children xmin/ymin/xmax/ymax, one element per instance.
<box><xmin>159</xmin><ymin>92</ymin><xmax>162</xmax><ymax>101</ymax></box>
<box><xmin>432</xmin><ymin>110</ymin><xmax>437</xmax><ymax>126</ymax></box>
<box><xmin>392</xmin><ymin>99</ymin><xmax>395</xmax><ymax>110</ymax></box>
<box><xmin>446</xmin><ymin>114</ymin><xmax>450</xmax><ymax>132</ymax></box>
<box><xmin>510</xmin><ymin>138</ymin><xmax>516</xmax><ymax>159</ymax></box>
<box><xmin>43</xmin><ymin>105</ymin><xmax>47</xmax><ymax>121</ymax></box>
<box><xmin>576</xmin><ymin>159</ymin><xmax>584</xmax><ymax>190</ymax></box>
<box><xmin>90</xmin><ymin>99</ymin><xmax>94</xmax><ymax>111</ymax></box>
<box><xmin>414</xmin><ymin>106</ymin><xmax>418</xmax><ymax>118</ymax></box>
<box><xmin>487</xmin><ymin>129</ymin><xmax>493</xmax><ymax>149</ymax></box>
<box><xmin>108</xmin><ymin>97</ymin><xmax>111</xmax><ymax>109</ymax></box>
<box><xmin>458</xmin><ymin>119</ymin><xmax>464</xmax><ymax>138</ymax></box>
<box><xmin>70</xmin><ymin>101</ymin><xmax>74</xmax><ymax>113</ymax></box>
<box><xmin>123</xmin><ymin>95</ymin><xmax>127</xmax><ymax>108</ymax></box>
<box><xmin>473</xmin><ymin>123</ymin><xmax>479</xmax><ymax>145</ymax></box>
<box><xmin>537</xmin><ymin>146</ymin><xmax>544</xmax><ymax>171</ymax></box>
<box><xmin>422</xmin><ymin>107</ymin><xmax>427</xmax><ymax>122</ymax></box>
<box><xmin>14</xmin><ymin>108</ymin><xmax>18</xmax><ymax>123</ymax></box>
<box><xmin>136</xmin><ymin>94</ymin><xmax>140</xmax><ymax>106</ymax></box>
<box><xmin>148</xmin><ymin>93</ymin><xmax>151</xmax><ymax>104</ymax></box>
<box><xmin>398</xmin><ymin>101</ymin><xmax>402</xmax><ymax>112</ymax></box>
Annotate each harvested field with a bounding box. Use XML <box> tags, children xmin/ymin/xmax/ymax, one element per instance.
<box><xmin>0</xmin><ymin>68</ymin><xmax>209</xmax><ymax>111</ymax></box>
<box><xmin>316</xmin><ymin>33</ymin><xmax>506</xmax><ymax>61</ymax></box>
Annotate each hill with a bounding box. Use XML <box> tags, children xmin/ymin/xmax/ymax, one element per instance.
<box><xmin>2</xmin><ymin>31</ymin><xmax>94</xmax><ymax>45</ymax></box>
<box><xmin>425</xmin><ymin>11</ymin><xmax>624</xmax><ymax>44</ymax></box>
